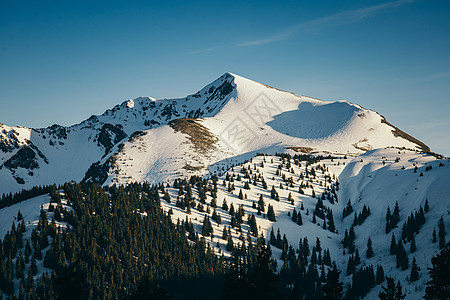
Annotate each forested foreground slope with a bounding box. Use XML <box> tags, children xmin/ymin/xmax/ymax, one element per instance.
<box><xmin>0</xmin><ymin>148</ymin><xmax>448</xmax><ymax>299</ymax></box>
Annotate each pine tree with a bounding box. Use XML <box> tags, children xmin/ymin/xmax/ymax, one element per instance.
<box><xmin>25</xmin><ymin>239</ymin><xmax>32</xmax><ymax>264</ymax></box>
<box><xmin>30</xmin><ymin>256</ymin><xmax>38</xmax><ymax>275</ymax></box>
<box><xmin>410</xmin><ymin>257</ymin><xmax>419</xmax><ymax>282</ymax></box>
<box><xmin>269</xmin><ymin>228</ymin><xmax>276</xmax><ymax>246</ymax></box>
<box><xmin>378</xmin><ymin>277</ymin><xmax>406</xmax><ymax>300</ymax></box>
<box><xmin>243</xmin><ymin>182</ymin><xmax>250</xmax><ymax>190</ymax></box>
<box><xmin>424</xmin><ymin>198</ymin><xmax>430</xmax><ymax>213</ymax></box>
<box><xmin>390</xmin><ymin>233</ymin><xmax>397</xmax><ymax>255</ymax></box>
<box><xmin>343</xmin><ymin>200</ymin><xmax>353</xmax><ymax>219</ymax></box>
<box><xmin>248</xmin><ymin>214</ymin><xmax>258</xmax><ymax>237</ymax></box>
<box><xmin>258</xmin><ymin>194</ymin><xmax>265</xmax><ymax>213</ymax></box>
<box><xmin>386</xmin><ymin>206</ymin><xmax>392</xmax><ymax>234</ymax></box>
<box><xmin>366</xmin><ymin>237</ymin><xmax>374</xmax><ymax>258</ymax></box>
<box><xmin>249</xmin><ymin>243</ymin><xmax>279</xmax><ymax>299</ymax></box>
<box><xmin>297</xmin><ymin>211</ymin><xmax>303</xmax><ymax>226</ymax></box>
<box><xmin>201</xmin><ymin>215</ymin><xmax>214</xmax><ymax>237</ymax></box>
<box><xmin>288</xmin><ymin>192</ymin><xmax>294</xmax><ymax>205</ymax></box>
<box><xmin>16</xmin><ymin>250</ymin><xmax>25</xmax><ymax>279</ymax></box>
<box><xmin>432</xmin><ymin>228</ymin><xmax>437</xmax><ymax>243</ymax></box>
<box><xmin>222</xmin><ymin>199</ymin><xmax>229</xmax><ymax>211</ymax></box>
<box><xmin>270</xmin><ymin>186</ymin><xmax>277</xmax><ymax>199</ymax></box>
<box><xmin>222</xmin><ymin>227</ymin><xmax>228</xmax><ymax>240</ymax></box>
<box><xmin>327</xmin><ymin>210</ymin><xmax>335</xmax><ymax>233</ymax></box>
<box><xmin>321</xmin><ymin>263</ymin><xmax>343</xmax><ymax>299</ymax></box>
<box><xmin>267</xmin><ymin>204</ymin><xmax>276</xmax><ymax>222</ymax></box>
<box><xmin>226</xmin><ymin>235</ymin><xmax>234</xmax><ymax>252</ymax></box>
<box><xmin>212</xmin><ymin>208</ymin><xmax>222</xmax><ymax>225</ymax></box>
<box><xmin>376</xmin><ymin>265</ymin><xmax>385</xmax><ymax>285</ymax></box>
<box><xmin>238</xmin><ymin>189</ymin><xmax>244</xmax><ymax>200</ymax></box>
<box><xmin>438</xmin><ymin>216</ymin><xmax>446</xmax><ymax>249</ymax></box>
<box><xmin>396</xmin><ymin>240</ymin><xmax>408</xmax><ymax>270</ymax></box>
<box><xmin>276</xmin><ymin>229</ymin><xmax>282</xmax><ymax>249</ymax></box>
<box><xmin>425</xmin><ymin>243</ymin><xmax>449</xmax><ymax>300</ymax></box>
<box><xmin>393</xmin><ymin>202</ymin><xmax>400</xmax><ymax>223</ymax></box>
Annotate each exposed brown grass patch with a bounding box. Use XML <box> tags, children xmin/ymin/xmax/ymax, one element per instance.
<box><xmin>380</xmin><ymin>117</ymin><xmax>430</xmax><ymax>152</ymax></box>
<box><xmin>169</xmin><ymin>118</ymin><xmax>218</xmax><ymax>154</ymax></box>
<box><xmin>286</xmin><ymin>146</ymin><xmax>314</xmax><ymax>153</ymax></box>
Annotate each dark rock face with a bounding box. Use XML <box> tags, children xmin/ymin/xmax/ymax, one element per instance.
<box><xmin>0</xmin><ymin>129</ymin><xmax>21</xmax><ymax>153</ymax></box>
<box><xmin>97</xmin><ymin>124</ymin><xmax>127</xmax><ymax>154</ymax></box>
<box><xmin>4</xmin><ymin>146</ymin><xmax>39</xmax><ymax>170</ymax></box>
<box><xmin>82</xmin><ymin>157</ymin><xmax>115</xmax><ymax>185</ymax></box>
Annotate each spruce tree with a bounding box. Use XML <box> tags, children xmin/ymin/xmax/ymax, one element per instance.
<box><xmin>396</xmin><ymin>240</ymin><xmax>408</xmax><ymax>270</ymax></box>
<box><xmin>366</xmin><ymin>237</ymin><xmax>374</xmax><ymax>258</ymax></box>
<box><xmin>222</xmin><ymin>199</ymin><xmax>228</xmax><ymax>211</ymax></box>
<box><xmin>297</xmin><ymin>211</ymin><xmax>303</xmax><ymax>226</ymax></box>
<box><xmin>321</xmin><ymin>263</ymin><xmax>343</xmax><ymax>299</ymax></box>
<box><xmin>226</xmin><ymin>235</ymin><xmax>234</xmax><ymax>252</ymax></box>
<box><xmin>248</xmin><ymin>214</ymin><xmax>258</xmax><ymax>237</ymax></box>
<box><xmin>410</xmin><ymin>257</ymin><xmax>419</xmax><ymax>282</ymax></box>
<box><xmin>222</xmin><ymin>227</ymin><xmax>228</xmax><ymax>240</ymax></box>
<box><xmin>270</xmin><ymin>186</ymin><xmax>277</xmax><ymax>199</ymax></box>
<box><xmin>269</xmin><ymin>228</ymin><xmax>276</xmax><ymax>246</ymax></box>
<box><xmin>292</xmin><ymin>208</ymin><xmax>297</xmax><ymax>223</ymax></box>
<box><xmin>432</xmin><ymin>228</ymin><xmax>437</xmax><ymax>243</ymax></box>
<box><xmin>258</xmin><ymin>194</ymin><xmax>265</xmax><ymax>213</ymax></box>
<box><xmin>424</xmin><ymin>198</ymin><xmax>430</xmax><ymax>213</ymax></box>
<box><xmin>390</xmin><ymin>233</ymin><xmax>397</xmax><ymax>255</ymax></box>
<box><xmin>376</xmin><ymin>265</ymin><xmax>385</xmax><ymax>285</ymax></box>
<box><xmin>16</xmin><ymin>250</ymin><xmax>25</xmax><ymax>279</ymax></box>
<box><xmin>267</xmin><ymin>204</ymin><xmax>276</xmax><ymax>222</ymax></box>
<box><xmin>201</xmin><ymin>215</ymin><xmax>213</xmax><ymax>237</ymax></box>
<box><xmin>30</xmin><ymin>256</ymin><xmax>38</xmax><ymax>275</ymax></box>
<box><xmin>438</xmin><ymin>216</ymin><xmax>446</xmax><ymax>249</ymax></box>
<box><xmin>425</xmin><ymin>243</ymin><xmax>449</xmax><ymax>300</ymax></box>
<box><xmin>378</xmin><ymin>277</ymin><xmax>406</xmax><ymax>300</ymax></box>
<box><xmin>288</xmin><ymin>192</ymin><xmax>294</xmax><ymax>205</ymax></box>
<box><xmin>249</xmin><ymin>243</ymin><xmax>279</xmax><ymax>299</ymax></box>
<box><xmin>327</xmin><ymin>210</ymin><xmax>335</xmax><ymax>233</ymax></box>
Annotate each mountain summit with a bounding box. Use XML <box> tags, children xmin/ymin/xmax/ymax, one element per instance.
<box><xmin>0</xmin><ymin>73</ymin><xmax>429</xmax><ymax>194</ymax></box>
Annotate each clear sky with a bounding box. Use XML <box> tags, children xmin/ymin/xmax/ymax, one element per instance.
<box><xmin>1</xmin><ymin>0</ymin><xmax>449</xmax><ymax>155</ymax></box>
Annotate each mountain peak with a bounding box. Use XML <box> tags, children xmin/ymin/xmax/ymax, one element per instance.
<box><xmin>0</xmin><ymin>72</ymin><xmax>432</xmax><ymax>194</ymax></box>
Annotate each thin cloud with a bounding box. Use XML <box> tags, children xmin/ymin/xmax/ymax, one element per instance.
<box><xmin>420</xmin><ymin>71</ymin><xmax>450</xmax><ymax>82</ymax></box>
<box><xmin>238</xmin><ymin>0</ymin><xmax>416</xmax><ymax>47</ymax></box>
<box><xmin>189</xmin><ymin>46</ymin><xmax>218</xmax><ymax>55</ymax></box>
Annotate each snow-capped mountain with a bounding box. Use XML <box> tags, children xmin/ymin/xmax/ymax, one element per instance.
<box><xmin>0</xmin><ymin>73</ymin><xmax>448</xmax><ymax>299</ymax></box>
<box><xmin>0</xmin><ymin>73</ymin><xmax>431</xmax><ymax>195</ymax></box>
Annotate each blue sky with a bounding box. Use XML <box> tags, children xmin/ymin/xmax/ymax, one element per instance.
<box><xmin>1</xmin><ymin>0</ymin><xmax>449</xmax><ymax>155</ymax></box>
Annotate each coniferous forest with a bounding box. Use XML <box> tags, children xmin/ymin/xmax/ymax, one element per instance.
<box><xmin>0</xmin><ymin>153</ymin><xmax>448</xmax><ymax>299</ymax></box>
<box><xmin>1</xmin><ymin>183</ymin><xmax>224</xmax><ymax>299</ymax></box>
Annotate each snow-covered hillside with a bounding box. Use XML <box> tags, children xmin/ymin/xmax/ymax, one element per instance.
<box><xmin>157</xmin><ymin>148</ymin><xmax>449</xmax><ymax>299</ymax></box>
<box><xmin>0</xmin><ymin>73</ymin><xmax>431</xmax><ymax>195</ymax></box>
<box><xmin>0</xmin><ymin>148</ymin><xmax>448</xmax><ymax>298</ymax></box>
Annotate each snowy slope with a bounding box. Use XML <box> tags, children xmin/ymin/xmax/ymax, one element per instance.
<box><xmin>0</xmin><ymin>73</ymin><xmax>430</xmax><ymax>195</ymax></box>
<box><xmin>88</xmin><ymin>73</ymin><xmax>431</xmax><ymax>188</ymax></box>
<box><xmin>1</xmin><ymin>148</ymin><xmax>448</xmax><ymax>299</ymax></box>
<box><xmin>156</xmin><ymin>148</ymin><xmax>448</xmax><ymax>299</ymax></box>
<box><xmin>337</xmin><ymin>148</ymin><xmax>450</xmax><ymax>298</ymax></box>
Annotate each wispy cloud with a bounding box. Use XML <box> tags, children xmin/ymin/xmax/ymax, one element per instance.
<box><xmin>189</xmin><ymin>46</ymin><xmax>219</xmax><ymax>55</ymax></box>
<box><xmin>420</xmin><ymin>71</ymin><xmax>450</xmax><ymax>82</ymax></box>
<box><xmin>238</xmin><ymin>0</ymin><xmax>416</xmax><ymax>47</ymax></box>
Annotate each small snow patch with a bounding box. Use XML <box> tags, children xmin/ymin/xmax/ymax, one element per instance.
<box><xmin>126</xmin><ymin>99</ymin><xmax>135</xmax><ymax>108</ymax></box>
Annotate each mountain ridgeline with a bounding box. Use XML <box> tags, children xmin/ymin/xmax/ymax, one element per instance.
<box><xmin>0</xmin><ymin>73</ymin><xmax>431</xmax><ymax>195</ymax></box>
